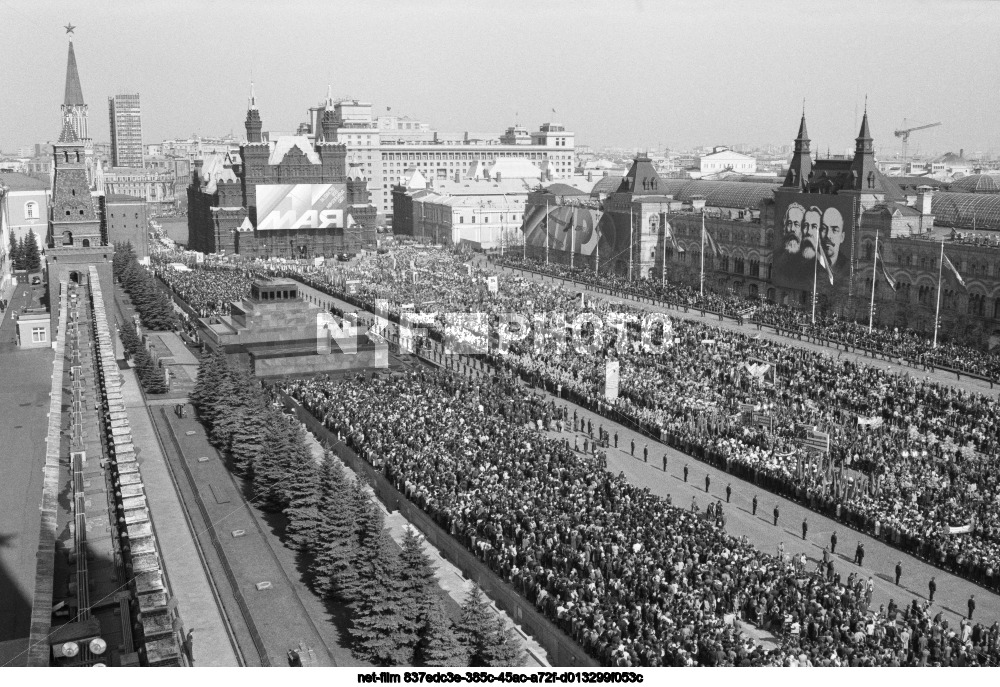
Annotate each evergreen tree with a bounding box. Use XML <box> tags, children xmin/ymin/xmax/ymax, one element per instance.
<box><xmin>133</xmin><ymin>345</ymin><xmax>167</xmax><ymax>394</ymax></box>
<box><xmin>251</xmin><ymin>409</ymin><xmax>301</xmax><ymax>512</ymax></box>
<box><xmin>350</xmin><ymin>528</ymin><xmax>417</xmax><ymax>665</ymax></box>
<box><xmin>118</xmin><ymin>319</ymin><xmax>141</xmax><ymax>357</ymax></box>
<box><xmin>191</xmin><ymin>351</ymin><xmax>229</xmax><ymax>423</ymax></box>
<box><xmin>207</xmin><ymin>366</ymin><xmax>249</xmax><ymax>448</ymax></box>
<box><xmin>16</xmin><ymin>236</ymin><xmax>27</xmax><ymax>271</ymax></box>
<box><xmin>22</xmin><ymin>228</ymin><xmax>41</xmax><ymax>271</ymax></box>
<box><xmin>113</xmin><ymin>242</ymin><xmax>177</xmax><ymax>331</ymax></box>
<box><xmin>273</xmin><ymin>422</ymin><xmax>316</xmax><ymax>508</ymax></box>
<box><xmin>283</xmin><ymin>458</ymin><xmax>323</xmax><ymax>553</ymax></box>
<box><xmin>8</xmin><ymin>232</ymin><xmax>21</xmax><ymax>271</ymax></box>
<box><xmin>230</xmin><ymin>410</ymin><xmax>269</xmax><ymax>478</ymax></box>
<box><xmin>311</xmin><ymin>455</ymin><xmax>360</xmax><ymax>599</ymax></box>
<box><xmin>456</xmin><ymin>584</ymin><xmax>494</xmax><ymax>666</ymax></box>
<box><xmin>397</xmin><ymin>527</ymin><xmax>437</xmax><ymax>633</ymax></box>
<box><xmin>419</xmin><ymin>596</ymin><xmax>468</xmax><ymax>667</ymax></box>
<box><xmin>479</xmin><ymin>616</ymin><xmax>525</xmax><ymax>667</ymax></box>
<box><xmin>114</xmin><ymin>242</ymin><xmax>137</xmax><ymax>279</ymax></box>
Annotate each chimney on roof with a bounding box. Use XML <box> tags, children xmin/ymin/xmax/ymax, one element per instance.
<box><xmin>960</xmin><ymin>148</ymin><xmax>964</xmax><ymax>159</ymax></box>
<box><xmin>917</xmin><ymin>186</ymin><xmax>934</xmax><ymax>216</ymax></box>
<box><xmin>587</xmin><ymin>171</ymin><xmax>593</xmax><ymax>182</ymax></box>
<box><xmin>495</xmin><ymin>171</ymin><xmax>502</xmax><ymax>183</ymax></box>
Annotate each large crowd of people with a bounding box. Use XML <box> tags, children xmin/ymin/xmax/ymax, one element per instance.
<box><xmin>282</xmin><ymin>369</ymin><xmax>1000</xmax><ymax>666</ymax></box>
<box><xmin>494</xmin><ymin>255</ymin><xmax>1000</xmax><ymax>382</ymax></box>
<box><xmin>148</xmin><ymin>248</ymin><xmax>1000</xmax><ymax>588</ymax></box>
<box><xmin>282</xmin><ymin>249</ymin><xmax>1000</xmax><ymax>587</ymax></box>
<box><xmin>151</xmin><ymin>260</ymin><xmax>265</xmax><ymax>318</ymax></box>
<box><xmin>140</xmin><ymin>244</ymin><xmax>1000</xmax><ymax>665</ymax></box>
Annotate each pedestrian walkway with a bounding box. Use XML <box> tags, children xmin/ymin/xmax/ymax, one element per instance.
<box><xmin>541</xmin><ymin>394</ymin><xmax>1000</xmax><ymax>628</ymax></box>
<box><xmin>118</xmin><ymin>363</ymin><xmax>240</xmax><ymax>666</ymax></box>
<box><xmin>157</xmin><ymin>330</ymin><xmax>200</xmax><ymax>383</ymax></box>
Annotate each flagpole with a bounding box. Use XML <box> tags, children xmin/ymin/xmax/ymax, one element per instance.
<box><xmin>545</xmin><ymin>199</ymin><xmax>549</xmax><ymax>266</ymax></box>
<box><xmin>933</xmin><ymin>240</ymin><xmax>944</xmax><ymax>348</ymax></box>
<box><xmin>629</xmin><ymin>209</ymin><xmax>634</xmax><ymax>281</ymax></box>
<box><xmin>811</xmin><ymin>232</ymin><xmax>819</xmax><ymax>324</ymax></box>
<box><xmin>595</xmin><ymin>229</ymin><xmax>600</xmax><ymax>274</ymax></box>
<box><xmin>868</xmin><ymin>229</ymin><xmax>879</xmax><ymax>332</ymax></box>
<box><xmin>628</xmin><ymin>212</ymin><xmax>635</xmax><ymax>281</ymax></box>
<box><xmin>700</xmin><ymin>212</ymin><xmax>705</xmax><ymax>297</ymax></box>
<box><xmin>523</xmin><ymin>207</ymin><xmax>527</xmax><ymax>260</ymax></box>
<box><xmin>662</xmin><ymin>217</ymin><xmax>667</xmax><ymax>286</ymax></box>
<box><xmin>570</xmin><ymin>206</ymin><xmax>575</xmax><ymax>270</ymax></box>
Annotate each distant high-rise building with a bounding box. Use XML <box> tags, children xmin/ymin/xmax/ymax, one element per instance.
<box><xmin>108</xmin><ymin>93</ymin><xmax>143</xmax><ymax>168</ymax></box>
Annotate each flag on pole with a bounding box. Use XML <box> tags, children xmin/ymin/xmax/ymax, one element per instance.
<box><xmin>665</xmin><ymin>222</ymin><xmax>680</xmax><ymax>251</ymax></box>
<box><xmin>817</xmin><ymin>246</ymin><xmax>834</xmax><ymax>285</ymax></box>
<box><xmin>942</xmin><ymin>252</ymin><xmax>967</xmax><ymax>289</ymax></box>
<box><xmin>876</xmin><ymin>246</ymin><xmax>896</xmax><ymax>290</ymax></box>
<box><xmin>703</xmin><ymin>217</ymin><xmax>721</xmax><ymax>256</ymax></box>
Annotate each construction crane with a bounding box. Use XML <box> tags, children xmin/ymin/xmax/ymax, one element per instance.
<box><xmin>894</xmin><ymin>119</ymin><xmax>942</xmax><ymax>168</ymax></box>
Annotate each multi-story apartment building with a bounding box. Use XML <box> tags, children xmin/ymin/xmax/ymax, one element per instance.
<box><xmin>108</xmin><ymin>93</ymin><xmax>143</xmax><ymax>168</ymax></box>
<box><xmin>292</xmin><ymin>92</ymin><xmax>575</xmax><ymax>222</ymax></box>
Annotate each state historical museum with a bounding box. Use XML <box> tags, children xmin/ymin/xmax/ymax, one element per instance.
<box><xmin>186</xmin><ymin>87</ymin><xmax>377</xmax><ymax>259</ymax></box>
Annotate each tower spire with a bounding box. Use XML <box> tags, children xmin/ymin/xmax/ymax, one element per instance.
<box><xmin>783</xmin><ymin>107</ymin><xmax>812</xmax><ymax>191</ymax></box>
<box><xmin>856</xmin><ymin>106</ymin><xmax>873</xmax><ymax>155</ymax></box>
<box><xmin>248</xmin><ymin>80</ymin><xmax>258</xmax><ymax>111</ymax></box>
<box><xmin>64</xmin><ymin>40</ymin><xmax>85</xmax><ymax>107</ymax></box>
<box><xmin>325</xmin><ymin>84</ymin><xmax>334</xmax><ymax>107</ymax></box>
<box><xmin>795</xmin><ymin>110</ymin><xmax>810</xmax><ymax>151</ymax></box>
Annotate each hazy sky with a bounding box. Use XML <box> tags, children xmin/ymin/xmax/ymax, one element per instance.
<box><xmin>2</xmin><ymin>0</ymin><xmax>998</xmax><ymax>155</ymax></box>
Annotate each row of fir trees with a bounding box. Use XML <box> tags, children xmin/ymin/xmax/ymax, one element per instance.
<box><xmin>191</xmin><ymin>351</ymin><xmax>524</xmax><ymax>667</ymax></box>
<box><xmin>7</xmin><ymin>228</ymin><xmax>42</xmax><ymax>272</ymax></box>
<box><xmin>117</xmin><ymin>318</ymin><xmax>167</xmax><ymax>394</ymax></box>
<box><xmin>112</xmin><ymin>241</ymin><xmax>176</xmax><ymax>331</ymax></box>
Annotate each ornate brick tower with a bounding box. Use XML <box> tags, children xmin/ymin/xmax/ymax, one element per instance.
<box><xmin>244</xmin><ymin>82</ymin><xmax>262</xmax><ymax>144</ymax></box>
<box><xmin>49</xmin><ymin>120</ymin><xmax>101</xmax><ymax>249</ymax></box>
<box><xmin>318</xmin><ymin>87</ymin><xmax>347</xmax><ymax>178</ymax></box>
<box><xmin>45</xmin><ymin>36</ymin><xmax>115</xmax><ymax>341</ymax></box>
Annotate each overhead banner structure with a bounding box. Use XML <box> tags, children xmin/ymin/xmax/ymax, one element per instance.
<box><xmin>256</xmin><ymin>184</ymin><xmax>354</xmax><ymax>230</ymax></box>
<box><xmin>772</xmin><ymin>192</ymin><xmax>853</xmax><ymax>295</ymax></box>
<box><xmin>604</xmin><ymin>359</ymin><xmax>620</xmax><ymax>402</ymax></box>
